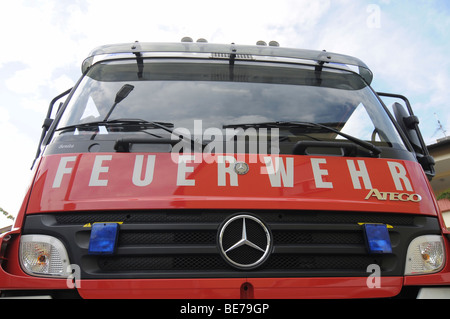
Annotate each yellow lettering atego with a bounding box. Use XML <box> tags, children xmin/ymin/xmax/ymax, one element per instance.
<box><xmin>365</xmin><ymin>189</ymin><xmax>421</xmax><ymax>202</ymax></box>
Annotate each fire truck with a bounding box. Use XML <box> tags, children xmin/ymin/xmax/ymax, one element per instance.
<box><xmin>1</xmin><ymin>38</ymin><xmax>448</xmax><ymax>299</ymax></box>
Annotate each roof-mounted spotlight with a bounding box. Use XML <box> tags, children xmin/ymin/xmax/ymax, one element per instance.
<box><xmin>196</xmin><ymin>38</ymin><xmax>208</xmax><ymax>43</ymax></box>
<box><xmin>269</xmin><ymin>41</ymin><xmax>280</xmax><ymax>47</ymax></box>
<box><xmin>256</xmin><ymin>40</ymin><xmax>267</xmax><ymax>46</ymax></box>
<box><xmin>181</xmin><ymin>37</ymin><xmax>193</xmax><ymax>42</ymax></box>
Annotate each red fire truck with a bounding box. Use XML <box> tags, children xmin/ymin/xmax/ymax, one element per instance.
<box><xmin>1</xmin><ymin>39</ymin><xmax>448</xmax><ymax>299</ymax></box>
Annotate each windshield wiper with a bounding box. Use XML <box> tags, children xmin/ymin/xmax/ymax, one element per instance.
<box><xmin>57</xmin><ymin>118</ymin><xmax>207</xmax><ymax>151</ymax></box>
<box><xmin>224</xmin><ymin>121</ymin><xmax>381</xmax><ymax>157</ymax></box>
<box><xmin>55</xmin><ymin>119</ymin><xmax>174</xmax><ymax>132</ymax></box>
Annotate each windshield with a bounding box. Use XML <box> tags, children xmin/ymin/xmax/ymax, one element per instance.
<box><xmin>54</xmin><ymin>59</ymin><xmax>406</xmax><ymax>156</ymax></box>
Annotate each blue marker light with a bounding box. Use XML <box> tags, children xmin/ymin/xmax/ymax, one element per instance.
<box><xmin>88</xmin><ymin>223</ymin><xmax>119</xmax><ymax>255</ymax></box>
<box><xmin>363</xmin><ymin>224</ymin><xmax>392</xmax><ymax>254</ymax></box>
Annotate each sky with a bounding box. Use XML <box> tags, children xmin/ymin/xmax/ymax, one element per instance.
<box><xmin>1</xmin><ymin>0</ymin><xmax>449</xmax><ymax>227</ymax></box>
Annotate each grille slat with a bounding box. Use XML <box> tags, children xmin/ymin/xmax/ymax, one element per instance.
<box><xmin>53</xmin><ymin>210</ymin><xmax>416</xmax><ymax>225</ymax></box>
<box><xmin>116</xmin><ymin>245</ymin><xmax>217</xmax><ymax>255</ymax></box>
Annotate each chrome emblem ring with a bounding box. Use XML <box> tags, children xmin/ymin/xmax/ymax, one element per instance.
<box><xmin>234</xmin><ymin>162</ymin><xmax>249</xmax><ymax>175</ymax></box>
<box><xmin>218</xmin><ymin>214</ymin><xmax>272</xmax><ymax>270</ymax></box>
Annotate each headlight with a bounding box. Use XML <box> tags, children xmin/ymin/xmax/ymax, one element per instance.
<box><xmin>405</xmin><ymin>235</ymin><xmax>445</xmax><ymax>275</ymax></box>
<box><xmin>19</xmin><ymin>235</ymin><xmax>72</xmax><ymax>277</ymax></box>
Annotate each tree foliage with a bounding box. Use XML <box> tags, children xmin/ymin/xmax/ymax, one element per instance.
<box><xmin>0</xmin><ymin>207</ymin><xmax>15</xmax><ymax>221</ymax></box>
<box><xmin>437</xmin><ymin>189</ymin><xmax>450</xmax><ymax>200</ymax></box>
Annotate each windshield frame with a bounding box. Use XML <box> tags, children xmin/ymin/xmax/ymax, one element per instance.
<box><xmin>46</xmin><ymin>58</ymin><xmax>411</xmax><ymax>160</ymax></box>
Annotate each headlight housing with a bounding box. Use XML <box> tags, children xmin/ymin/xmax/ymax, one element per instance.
<box><xmin>405</xmin><ymin>235</ymin><xmax>445</xmax><ymax>275</ymax></box>
<box><xmin>19</xmin><ymin>235</ymin><xmax>72</xmax><ymax>277</ymax></box>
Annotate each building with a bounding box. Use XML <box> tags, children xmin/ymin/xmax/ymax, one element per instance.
<box><xmin>0</xmin><ymin>225</ymin><xmax>11</xmax><ymax>233</ymax></box>
<box><xmin>428</xmin><ymin>136</ymin><xmax>450</xmax><ymax>229</ymax></box>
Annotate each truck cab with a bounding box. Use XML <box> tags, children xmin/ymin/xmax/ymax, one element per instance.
<box><xmin>1</xmin><ymin>39</ymin><xmax>448</xmax><ymax>299</ymax></box>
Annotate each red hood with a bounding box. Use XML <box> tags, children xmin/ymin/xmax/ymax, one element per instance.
<box><xmin>26</xmin><ymin>153</ymin><xmax>436</xmax><ymax>215</ymax></box>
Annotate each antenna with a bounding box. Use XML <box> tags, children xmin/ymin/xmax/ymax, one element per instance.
<box><xmin>433</xmin><ymin>113</ymin><xmax>447</xmax><ymax>138</ymax></box>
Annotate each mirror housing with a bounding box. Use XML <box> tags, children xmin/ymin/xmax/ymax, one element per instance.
<box><xmin>392</xmin><ymin>102</ymin><xmax>421</xmax><ymax>152</ymax></box>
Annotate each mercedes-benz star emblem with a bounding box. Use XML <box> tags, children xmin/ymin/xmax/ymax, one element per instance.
<box><xmin>234</xmin><ymin>162</ymin><xmax>249</xmax><ymax>175</ymax></box>
<box><xmin>218</xmin><ymin>214</ymin><xmax>272</xmax><ymax>270</ymax></box>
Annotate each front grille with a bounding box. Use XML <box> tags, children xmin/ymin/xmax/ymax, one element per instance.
<box><xmin>23</xmin><ymin>210</ymin><xmax>440</xmax><ymax>279</ymax></box>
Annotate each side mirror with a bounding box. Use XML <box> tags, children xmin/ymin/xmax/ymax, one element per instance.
<box><xmin>104</xmin><ymin>84</ymin><xmax>135</xmax><ymax>121</ymax></box>
<box><xmin>378</xmin><ymin>93</ymin><xmax>435</xmax><ymax>181</ymax></box>
<box><xmin>392</xmin><ymin>102</ymin><xmax>422</xmax><ymax>152</ymax></box>
<box><xmin>115</xmin><ymin>84</ymin><xmax>135</xmax><ymax>104</ymax></box>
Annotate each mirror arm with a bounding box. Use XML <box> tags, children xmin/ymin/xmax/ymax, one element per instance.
<box><xmin>31</xmin><ymin>88</ymin><xmax>73</xmax><ymax>170</ymax></box>
<box><xmin>377</xmin><ymin>92</ymin><xmax>435</xmax><ymax>180</ymax></box>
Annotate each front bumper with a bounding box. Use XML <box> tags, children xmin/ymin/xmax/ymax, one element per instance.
<box><xmin>3</xmin><ymin>211</ymin><xmax>450</xmax><ymax>299</ymax></box>
<box><xmin>1</xmin><ymin>276</ymin><xmax>402</xmax><ymax>299</ymax></box>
